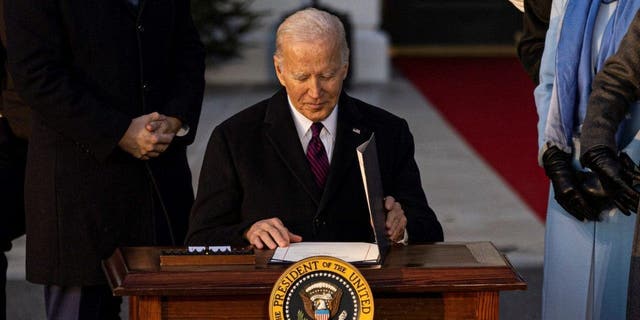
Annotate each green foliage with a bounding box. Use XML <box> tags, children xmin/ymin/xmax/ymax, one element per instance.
<box><xmin>190</xmin><ymin>0</ymin><xmax>262</xmax><ymax>63</ymax></box>
<box><xmin>297</xmin><ymin>310</ymin><xmax>309</xmax><ymax>320</ymax></box>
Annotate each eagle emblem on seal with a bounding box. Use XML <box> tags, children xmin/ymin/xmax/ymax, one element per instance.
<box><xmin>300</xmin><ymin>281</ymin><xmax>347</xmax><ymax>320</ymax></box>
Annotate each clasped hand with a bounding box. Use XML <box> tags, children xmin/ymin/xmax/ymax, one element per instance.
<box><xmin>244</xmin><ymin>196</ymin><xmax>408</xmax><ymax>249</ymax></box>
<box><xmin>118</xmin><ymin>112</ymin><xmax>183</xmax><ymax>160</ymax></box>
<box><xmin>542</xmin><ymin>146</ymin><xmax>610</xmax><ymax>221</ymax></box>
<box><xmin>581</xmin><ymin>146</ymin><xmax>640</xmax><ymax>215</ymax></box>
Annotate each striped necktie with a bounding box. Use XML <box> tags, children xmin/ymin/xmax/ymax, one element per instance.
<box><xmin>306</xmin><ymin>122</ymin><xmax>330</xmax><ymax>189</ymax></box>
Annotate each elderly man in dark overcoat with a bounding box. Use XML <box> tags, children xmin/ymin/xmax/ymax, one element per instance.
<box><xmin>4</xmin><ymin>0</ymin><xmax>205</xmax><ymax>317</ymax></box>
<box><xmin>187</xmin><ymin>8</ymin><xmax>443</xmax><ymax>250</ymax></box>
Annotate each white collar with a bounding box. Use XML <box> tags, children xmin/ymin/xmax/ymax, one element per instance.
<box><xmin>287</xmin><ymin>95</ymin><xmax>338</xmax><ymax>139</ymax></box>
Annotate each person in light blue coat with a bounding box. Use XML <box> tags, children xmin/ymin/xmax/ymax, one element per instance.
<box><xmin>534</xmin><ymin>0</ymin><xmax>640</xmax><ymax>318</ymax></box>
<box><xmin>579</xmin><ymin>9</ymin><xmax>640</xmax><ymax>317</ymax></box>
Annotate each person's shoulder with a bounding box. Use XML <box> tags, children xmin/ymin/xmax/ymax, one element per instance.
<box><xmin>345</xmin><ymin>94</ymin><xmax>406</xmax><ymax>127</ymax></box>
<box><xmin>216</xmin><ymin>94</ymin><xmax>274</xmax><ymax>130</ymax></box>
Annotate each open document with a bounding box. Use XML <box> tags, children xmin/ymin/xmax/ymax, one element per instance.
<box><xmin>270</xmin><ymin>133</ymin><xmax>389</xmax><ymax>265</ymax></box>
<box><xmin>270</xmin><ymin>242</ymin><xmax>380</xmax><ymax>263</ymax></box>
<box><xmin>356</xmin><ymin>133</ymin><xmax>390</xmax><ymax>260</ymax></box>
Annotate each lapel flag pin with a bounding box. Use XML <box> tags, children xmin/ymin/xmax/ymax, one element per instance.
<box><xmin>352</xmin><ymin>128</ymin><xmax>360</xmax><ymax>134</ymax></box>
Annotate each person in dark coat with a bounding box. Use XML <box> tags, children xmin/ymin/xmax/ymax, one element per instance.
<box><xmin>0</xmin><ymin>0</ymin><xmax>28</xmax><ymax>318</ymax></box>
<box><xmin>4</xmin><ymin>0</ymin><xmax>205</xmax><ymax>318</ymax></box>
<box><xmin>0</xmin><ymin>27</ymin><xmax>28</xmax><ymax>320</ymax></box>
<box><xmin>516</xmin><ymin>0</ymin><xmax>551</xmax><ymax>85</ymax></box>
<box><xmin>186</xmin><ymin>8</ymin><xmax>443</xmax><ymax>250</ymax></box>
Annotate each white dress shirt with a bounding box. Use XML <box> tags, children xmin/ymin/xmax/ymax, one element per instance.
<box><xmin>287</xmin><ymin>96</ymin><xmax>338</xmax><ymax>163</ymax></box>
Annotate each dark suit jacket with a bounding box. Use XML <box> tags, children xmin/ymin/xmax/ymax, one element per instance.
<box><xmin>187</xmin><ymin>89</ymin><xmax>443</xmax><ymax>246</ymax></box>
<box><xmin>5</xmin><ymin>0</ymin><xmax>205</xmax><ymax>285</ymax></box>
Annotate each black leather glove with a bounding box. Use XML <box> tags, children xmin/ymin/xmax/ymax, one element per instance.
<box><xmin>542</xmin><ymin>146</ymin><xmax>602</xmax><ymax>221</ymax></box>
<box><xmin>575</xmin><ymin>170</ymin><xmax>612</xmax><ymax>213</ymax></box>
<box><xmin>581</xmin><ymin>146</ymin><xmax>640</xmax><ymax>215</ymax></box>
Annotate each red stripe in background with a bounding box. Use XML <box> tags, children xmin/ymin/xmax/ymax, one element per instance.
<box><xmin>394</xmin><ymin>57</ymin><xmax>548</xmax><ymax>221</ymax></box>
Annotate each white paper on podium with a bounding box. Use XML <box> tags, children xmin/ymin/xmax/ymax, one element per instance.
<box><xmin>270</xmin><ymin>242</ymin><xmax>380</xmax><ymax>263</ymax></box>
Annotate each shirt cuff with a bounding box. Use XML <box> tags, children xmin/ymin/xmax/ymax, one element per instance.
<box><xmin>176</xmin><ymin>124</ymin><xmax>190</xmax><ymax>137</ymax></box>
<box><xmin>396</xmin><ymin>228</ymin><xmax>409</xmax><ymax>245</ymax></box>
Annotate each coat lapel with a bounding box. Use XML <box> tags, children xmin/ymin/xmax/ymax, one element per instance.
<box><xmin>317</xmin><ymin>92</ymin><xmax>371</xmax><ymax>214</ymax></box>
<box><xmin>264</xmin><ymin>90</ymin><xmax>323</xmax><ymax>205</ymax></box>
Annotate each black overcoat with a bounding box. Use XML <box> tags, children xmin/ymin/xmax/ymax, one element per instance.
<box><xmin>186</xmin><ymin>89</ymin><xmax>443</xmax><ymax>246</ymax></box>
<box><xmin>517</xmin><ymin>0</ymin><xmax>551</xmax><ymax>85</ymax></box>
<box><xmin>4</xmin><ymin>0</ymin><xmax>205</xmax><ymax>285</ymax></box>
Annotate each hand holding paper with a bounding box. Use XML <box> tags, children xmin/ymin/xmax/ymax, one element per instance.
<box><xmin>384</xmin><ymin>196</ymin><xmax>407</xmax><ymax>242</ymax></box>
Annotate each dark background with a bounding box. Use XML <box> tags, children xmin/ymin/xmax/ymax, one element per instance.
<box><xmin>382</xmin><ymin>0</ymin><xmax>522</xmax><ymax>46</ymax></box>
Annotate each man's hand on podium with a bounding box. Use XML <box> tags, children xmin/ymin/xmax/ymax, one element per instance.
<box><xmin>244</xmin><ymin>217</ymin><xmax>303</xmax><ymax>249</ymax></box>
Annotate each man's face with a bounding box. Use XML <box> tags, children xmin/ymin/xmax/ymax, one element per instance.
<box><xmin>274</xmin><ymin>39</ymin><xmax>348</xmax><ymax>122</ymax></box>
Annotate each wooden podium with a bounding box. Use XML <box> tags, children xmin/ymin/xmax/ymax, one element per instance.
<box><xmin>103</xmin><ymin>242</ymin><xmax>526</xmax><ymax>320</ymax></box>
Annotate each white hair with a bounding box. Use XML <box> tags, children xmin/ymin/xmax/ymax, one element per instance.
<box><xmin>274</xmin><ymin>7</ymin><xmax>349</xmax><ymax>65</ymax></box>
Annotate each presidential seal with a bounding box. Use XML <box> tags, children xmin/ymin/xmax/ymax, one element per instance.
<box><xmin>269</xmin><ymin>256</ymin><xmax>374</xmax><ymax>320</ymax></box>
